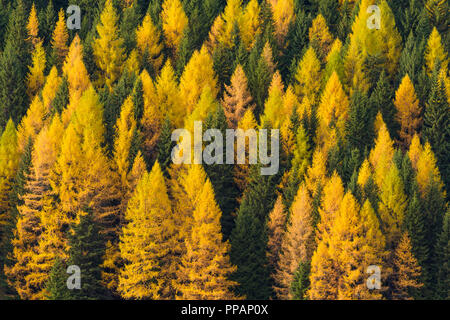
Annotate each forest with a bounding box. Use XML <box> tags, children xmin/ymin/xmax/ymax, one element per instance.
<box><xmin>0</xmin><ymin>0</ymin><xmax>448</xmax><ymax>300</ymax></box>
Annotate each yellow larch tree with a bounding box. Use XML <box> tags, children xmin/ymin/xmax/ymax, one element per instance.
<box><xmin>0</xmin><ymin>120</ymin><xmax>20</xmax><ymax>229</ymax></box>
<box><xmin>269</xmin><ymin>0</ymin><xmax>295</xmax><ymax>46</ymax></box>
<box><xmin>424</xmin><ymin>27</ymin><xmax>448</xmax><ymax>75</ymax></box>
<box><xmin>161</xmin><ymin>0</ymin><xmax>188</xmax><ymax>54</ymax></box>
<box><xmin>415</xmin><ymin>142</ymin><xmax>445</xmax><ymax>196</ymax></box>
<box><xmin>41</xmin><ymin>67</ymin><xmax>61</xmax><ymax>112</ymax></box>
<box><xmin>51</xmin><ymin>9</ymin><xmax>69</xmax><ymax>70</ymax></box>
<box><xmin>293</xmin><ymin>47</ymin><xmax>322</xmax><ymax>105</ymax></box>
<box><xmin>26</xmin><ymin>3</ymin><xmax>40</xmax><ymax>47</ymax></box>
<box><xmin>357</xmin><ymin>158</ymin><xmax>373</xmax><ymax>188</ymax></box>
<box><xmin>118</xmin><ymin>161</ymin><xmax>176</xmax><ymax>299</ymax></box>
<box><xmin>391</xmin><ymin>233</ymin><xmax>424</xmax><ymax>299</ymax></box>
<box><xmin>369</xmin><ymin>119</ymin><xmax>395</xmax><ymax>188</ymax></box>
<box><xmin>334</xmin><ymin>196</ymin><xmax>385</xmax><ymax>300</ymax></box>
<box><xmin>16</xmin><ymin>96</ymin><xmax>46</xmax><ymax>153</ymax></box>
<box><xmin>27</xmin><ymin>40</ymin><xmax>46</xmax><ymax>98</ymax></box>
<box><xmin>262</xmin><ymin>42</ymin><xmax>276</xmax><ymax>75</ymax></box>
<box><xmin>5</xmin><ymin>116</ymin><xmax>64</xmax><ymax>300</ymax></box>
<box><xmin>93</xmin><ymin>0</ymin><xmax>125</xmax><ymax>90</ymax></box>
<box><xmin>179</xmin><ymin>46</ymin><xmax>218</xmax><ymax>115</ymax></box>
<box><xmin>62</xmin><ymin>34</ymin><xmax>90</xmax><ymax>114</ymax></box>
<box><xmin>266</xmin><ymin>196</ymin><xmax>286</xmax><ymax>272</ymax></box>
<box><xmin>394</xmin><ymin>74</ymin><xmax>422</xmax><ymax>149</ymax></box>
<box><xmin>378</xmin><ymin>164</ymin><xmax>407</xmax><ymax>248</ymax></box>
<box><xmin>304</xmin><ymin>148</ymin><xmax>328</xmax><ymax>197</ymax></box>
<box><xmin>316</xmin><ymin>171</ymin><xmax>344</xmax><ymax>242</ymax></box>
<box><xmin>262</xmin><ymin>71</ymin><xmax>285</xmax><ymax>128</ymax></box>
<box><xmin>240</xmin><ymin>0</ymin><xmax>261</xmax><ymax>49</ymax></box>
<box><xmin>309</xmin><ymin>14</ymin><xmax>333</xmax><ymax>63</ymax></box>
<box><xmin>51</xmin><ymin>86</ymin><xmax>121</xmax><ymax>240</ymax></box>
<box><xmin>316</xmin><ymin>71</ymin><xmax>349</xmax><ymax>152</ymax></box>
<box><xmin>222</xmin><ymin>64</ymin><xmax>255</xmax><ymax>129</ymax></box>
<box><xmin>208</xmin><ymin>0</ymin><xmax>243</xmax><ymax>49</ymax></box>
<box><xmin>273</xmin><ymin>184</ymin><xmax>314</xmax><ymax>299</ymax></box>
<box><xmin>185</xmin><ymin>86</ymin><xmax>218</xmax><ymax>133</ymax></box>
<box><xmin>136</xmin><ymin>14</ymin><xmax>164</xmax><ymax>73</ymax></box>
<box><xmin>178</xmin><ymin>178</ymin><xmax>238</xmax><ymax>299</ymax></box>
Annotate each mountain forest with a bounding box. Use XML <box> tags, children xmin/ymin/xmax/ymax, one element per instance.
<box><xmin>0</xmin><ymin>0</ymin><xmax>448</xmax><ymax>300</ymax></box>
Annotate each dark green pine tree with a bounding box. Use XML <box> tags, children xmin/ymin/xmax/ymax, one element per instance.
<box><xmin>398</xmin><ymin>31</ymin><xmax>425</xmax><ymax>85</ymax></box>
<box><xmin>421</xmin><ymin>179</ymin><xmax>447</xmax><ymax>297</ymax></box>
<box><xmin>0</xmin><ymin>138</ymin><xmax>32</xmax><ymax>299</ymax></box>
<box><xmin>156</xmin><ymin>117</ymin><xmax>173</xmax><ymax>177</ymax></box>
<box><xmin>46</xmin><ymin>257</ymin><xmax>73</xmax><ymax>300</ymax></box>
<box><xmin>0</xmin><ymin>0</ymin><xmax>31</xmax><ymax>128</ymax></box>
<box><xmin>346</xmin><ymin>90</ymin><xmax>375</xmax><ymax>154</ymax></box>
<box><xmin>245</xmin><ymin>42</ymin><xmax>273</xmax><ymax>119</ymax></box>
<box><xmin>393</xmin><ymin>149</ymin><xmax>417</xmax><ymax>198</ymax></box>
<box><xmin>414</xmin><ymin>7</ymin><xmax>432</xmax><ymax>42</ymax></box>
<box><xmin>52</xmin><ymin>76</ymin><xmax>69</xmax><ymax>115</ymax></box>
<box><xmin>423</xmin><ymin>74</ymin><xmax>449</xmax><ymax>194</ymax></box>
<box><xmin>369</xmin><ymin>71</ymin><xmax>398</xmax><ymax>140</ymax></box>
<box><xmin>404</xmin><ymin>192</ymin><xmax>430</xmax><ymax>299</ymax></box>
<box><xmin>120</xmin><ymin>0</ymin><xmax>142</xmax><ymax>55</ymax></box>
<box><xmin>435</xmin><ymin>208</ymin><xmax>449</xmax><ymax>300</ymax></box>
<box><xmin>38</xmin><ymin>0</ymin><xmax>56</xmax><ymax>48</ymax></box>
<box><xmin>147</xmin><ymin>0</ymin><xmax>163</xmax><ymax>28</ymax></box>
<box><xmin>0</xmin><ymin>0</ymin><xmax>11</xmax><ymax>49</ymax></box>
<box><xmin>230</xmin><ymin>196</ymin><xmax>271</xmax><ymax>299</ymax></box>
<box><xmin>203</xmin><ymin>105</ymin><xmax>239</xmax><ymax>240</ymax></box>
<box><xmin>230</xmin><ymin>164</ymin><xmax>279</xmax><ymax>299</ymax></box>
<box><xmin>290</xmin><ymin>260</ymin><xmax>311</xmax><ymax>300</ymax></box>
<box><xmin>67</xmin><ymin>209</ymin><xmax>106</xmax><ymax>300</ymax></box>
<box><xmin>398</xmin><ymin>0</ymin><xmax>423</xmax><ymax>42</ymax></box>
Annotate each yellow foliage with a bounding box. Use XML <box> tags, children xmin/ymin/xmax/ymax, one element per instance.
<box><xmin>136</xmin><ymin>14</ymin><xmax>164</xmax><ymax>72</ymax></box>
<box><xmin>161</xmin><ymin>0</ymin><xmax>188</xmax><ymax>52</ymax></box>
<box><xmin>27</xmin><ymin>41</ymin><xmax>46</xmax><ymax>98</ymax></box>
<box><xmin>294</xmin><ymin>47</ymin><xmax>322</xmax><ymax>105</ymax></box>
<box><xmin>425</xmin><ymin>27</ymin><xmax>448</xmax><ymax>75</ymax></box>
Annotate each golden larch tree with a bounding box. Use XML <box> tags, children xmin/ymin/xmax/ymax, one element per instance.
<box><xmin>240</xmin><ymin>0</ymin><xmax>261</xmax><ymax>49</ymax></box>
<box><xmin>394</xmin><ymin>74</ymin><xmax>422</xmax><ymax>149</ymax></box>
<box><xmin>118</xmin><ymin>161</ymin><xmax>176</xmax><ymax>299</ymax></box>
<box><xmin>273</xmin><ymin>184</ymin><xmax>314</xmax><ymax>299</ymax></box>
<box><xmin>136</xmin><ymin>14</ymin><xmax>164</xmax><ymax>73</ymax></box>
<box><xmin>266</xmin><ymin>196</ymin><xmax>286</xmax><ymax>272</ymax></box>
<box><xmin>269</xmin><ymin>0</ymin><xmax>295</xmax><ymax>46</ymax></box>
<box><xmin>424</xmin><ymin>27</ymin><xmax>448</xmax><ymax>75</ymax></box>
<box><xmin>178</xmin><ymin>178</ymin><xmax>238</xmax><ymax>300</ymax></box>
<box><xmin>93</xmin><ymin>0</ymin><xmax>125</xmax><ymax>89</ymax></box>
<box><xmin>26</xmin><ymin>3</ymin><xmax>40</xmax><ymax>47</ymax></box>
<box><xmin>391</xmin><ymin>233</ymin><xmax>424</xmax><ymax>300</ymax></box>
<box><xmin>27</xmin><ymin>41</ymin><xmax>46</xmax><ymax>98</ymax></box>
<box><xmin>309</xmin><ymin>14</ymin><xmax>333</xmax><ymax>62</ymax></box>
<box><xmin>179</xmin><ymin>46</ymin><xmax>218</xmax><ymax>115</ymax></box>
<box><xmin>294</xmin><ymin>47</ymin><xmax>322</xmax><ymax>105</ymax></box>
<box><xmin>51</xmin><ymin>9</ymin><xmax>69</xmax><ymax>69</ymax></box>
<box><xmin>222</xmin><ymin>64</ymin><xmax>254</xmax><ymax>129</ymax></box>
<box><xmin>161</xmin><ymin>0</ymin><xmax>188</xmax><ymax>54</ymax></box>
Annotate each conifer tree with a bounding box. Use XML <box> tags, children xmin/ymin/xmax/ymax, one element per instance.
<box><xmin>50</xmin><ymin>9</ymin><xmax>68</xmax><ymax>71</ymax></box>
<box><xmin>179</xmin><ymin>45</ymin><xmax>218</xmax><ymax>115</ymax></box>
<box><xmin>45</xmin><ymin>257</ymin><xmax>72</xmax><ymax>300</ymax></box>
<box><xmin>178</xmin><ymin>178</ymin><xmax>238</xmax><ymax>299</ymax></box>
<box><xmin>269</xmin><ymin>0</ymin><xmax>295</xmax><ymax>46</ymax></box>
<box><xmin>273</xmin><ymin>184</ymin><xmax>314</xmax><ymax>299</ymax></box>
<box><xmin>5</xmin><ymin>117</ymin><xmax>64</xmax><ymax>299</ymax></box>
<box><xmin>266</xmin><ymin>196</ymin><xmax>286</xmax><ymax>273</ymax></box>
<box><xmin>0</xmin><ymin>0</ymin><xmax>31</xmax><ymax>127</ymax></box>
<box><xmin>161</xmin><ymin>0</ymin><xmax>188</xmax><ymax>55</ymax></box>
<box><xmin>222</xmin><ymin>64</ymin><xmax>255</xmax><ymax>129</ymax></box>
<box><xmin>26</xmin><ymin>3</ymin><xmax>40</xmax><ymax>47</ymax></box>
<box><xmin>293</xmin><ymin>46</ymin><xmax>322</xmax><ymax>105</ymax></box>
<box><xmin>240</xmin><ymin>0</ymin><xmax>261</xmax><ymax>50</ymax></box>
<box><xmin>67</xmin><ymin>210</ymin><xmax>106</xmax><ymax>300</ymax></box>
<box><xmin>424</xmin><ymin>27</ymin><xmax>448</xmax><ymax>75</ymax></box>
<box><xmin>436</xmin><ymin>209</ymin><xmax>449</xmax><ymax>299</ymax></box>
<box><xmin>369</xmin><ymin>120</ymin><xmax>395</xmax><ymax>189</ymax></box>
<box><xmin>391</xmin><ymin>233</ymin><xmax>424</xmax><ymax>299</ymax></box>
<box><xmin>308</xmin><ymin>14</ymin><xmax>333</xmax><ymax>63</ymax></box>
<box><xmin>136</xmin><ymin>14</ymin><xmax>164</xmax><ymax>74</ymax></box>
<box><xmin>0</xmin><ymin>120</ymin><xmax>20</xmax><ymax>227</ymax></box>
<box><xmin>423</xmin><ymin>75</ymin><xmax>449</xmax><ymax>191</ymax></box>
<box><xmin>93</xmin><ymin>0</ymin><xmax>125</xmax><ymax>89</ymax></box>
<box><xmin>119</xmin><ymin>162</ymin><xmax>176</xmax><ymax>299</ymax></box>
<box><xmin>27</xmin><ymin>41</ymin><xmax>46</xmax><ymax>98</ymax></box>
<box><xmin>394</xmin><ymin>74</ymin><xmax>422</xmax><ymax>149</ymax></box>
